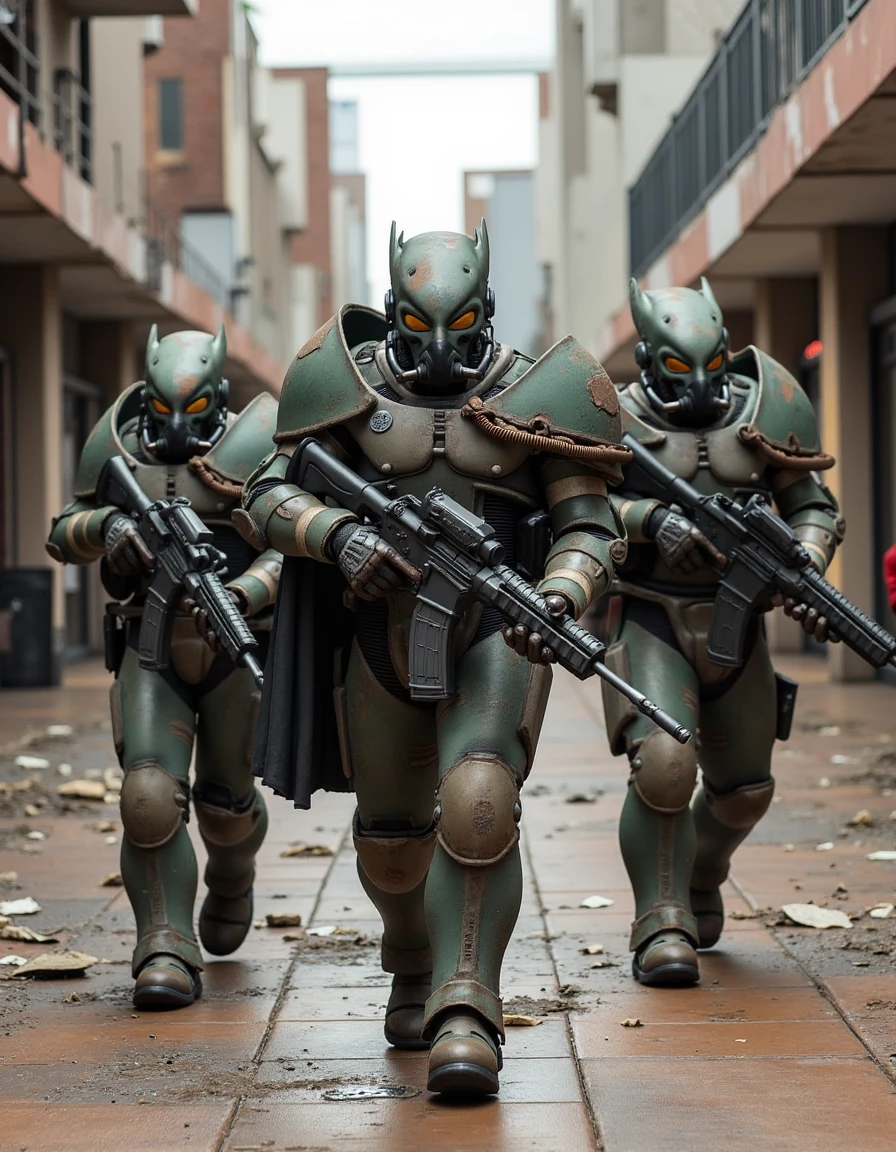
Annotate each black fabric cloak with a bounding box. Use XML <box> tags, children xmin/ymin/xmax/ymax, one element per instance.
<box><xmin>251</xmin><ymin>550</ymin><xmax>355</xmax><ymax>809</ymax></box>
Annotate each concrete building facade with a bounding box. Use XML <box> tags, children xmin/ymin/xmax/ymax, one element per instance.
<box><xmin>542</xmin><ymin>0</ymin><xmax>896</xmax><ymax>683</ymax></box>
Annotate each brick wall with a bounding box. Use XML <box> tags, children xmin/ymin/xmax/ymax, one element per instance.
<box><xmin>144</xmin><ymin>0</ymin><xmax>230</xmax><ymax>218</ymax></box>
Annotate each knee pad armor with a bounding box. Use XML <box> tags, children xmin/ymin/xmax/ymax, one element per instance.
<box><xmin>630</xmin><ymin>729</ymin><xmax>698</xmax><ymax>815</ymax></box>
<box><xmin>353</xmin><ymin>811</ymin><xmax>436</xmax><ymax>894</ymax></box>
<box><xmin>704</xmin><ymin>777</ymin><xmax>775</xmax><ymax>829</ymax></box>
<box><xmin>433</xmin><ymin>754</ymin><xmax>521</xmax><ymax>867</ymax></box>
<box><xmin>120</xmin><ymin>760</ymin><xmax>189</xmax><ymax>850</ymax></box>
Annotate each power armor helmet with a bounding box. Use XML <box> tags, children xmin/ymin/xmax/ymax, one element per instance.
<box><xmin>384</xmin><ymin>221</ymin><xmax>496</xmax><ymax>396</ymax></box>
<box><xmin>630</xmin><ymin>277</ymin><xmax>731</xmax><ymax>425</ymax></box>
<box><xmin>138</xmin><ymin>325</ymin><xmax>229</xmax><ymax>463</ymax></box>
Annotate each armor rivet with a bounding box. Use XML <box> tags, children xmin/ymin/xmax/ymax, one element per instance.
<box><xmin>633</xmin><ymin>757</ymin><xmax>642</xmax><ymax>770</ymax></box>
<box><xmin>513</xmin><ymin>801</ymin><xmax>522</xmax><ymax>823</ymax></box>
<box><xmin>381</xmin><ymin>463</ymin><xmax>393</xmax><ymax>473</ymax></box>
<box><xmin>433</xmin><ymin>804</ymin><xmax>442</xmax><ymax>823</ymax></box>
<box><xmin>216</xmin><ymin>502</ymin><xmax>225</xmax><ymax>512</ymax></box>
<box><xmin>369</xmin><ymin>409</ymin><xmax>393</xmax><ymax>433</ymax></box>
<box><xmin>749</xmin><ymin>472</ymin><xmax>759</xmax><ymax>483</ymax></box>
<box><xmin>491</xmin><ymin>464</ymin><xmax>502</xmax><ymax>475</ymax></box>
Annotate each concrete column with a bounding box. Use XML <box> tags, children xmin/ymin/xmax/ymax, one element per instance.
<box><xmin>754</xmin><ymin>277</ymin><xmax>819</xmax><ymax>654</ymax></box>
<box><xmin>0</xmin><ymin>265</ymin><xmax>64</xmax><ymax>676</ymax></box>
<box><xmin>726</xmin><ymin>309</ymin><xmax>755</xmax><ymax>356</ymax></box>
<box><xmin>819</xmin><ymin>228</ymin><xmax>888</xmax><ymax>682</ymax></box>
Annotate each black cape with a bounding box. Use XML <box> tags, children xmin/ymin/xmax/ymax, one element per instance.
<box><xmin>251</xmin><ymin>549</ymin><xmax>354</xmax><ymax>810</ymax></box>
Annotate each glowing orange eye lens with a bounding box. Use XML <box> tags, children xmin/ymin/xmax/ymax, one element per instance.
<box><xmin>186</xmin><ymin>396</ymin><xmax>209</xmax><ymax>414</ymax></box>
<box><xmin>403</xmin><ymin>313</ymin><xmax>431</xmax><ymax>333</ymax></box>
<box><xmin>449</xmin><ymin>310</ymin><xmax>476</xmax><ymax>331</ymax></box>
<box><xmin>664</xmin><ymin>357</ymin><xmax>691</xmax><ymax>374</ymax></box>
<box><xmin>706</xmin><ymin>353</ymin><xmax>724</xmax><ymax>371</ymax></box>
<box><xmin>151</xmin><ymin>397</ymin><xmax>172</xmax><ymax>414</ymax></box>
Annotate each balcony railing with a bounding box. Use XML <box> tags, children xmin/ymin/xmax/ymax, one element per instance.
<box><xmin>53</xmin><ymin>69</ymin><xmax>91</xmax><ymax>184</ymax></box>
<box><xmin>0</xmin><ymin>14</ymin><xmax>41</xmax><ymax>136</ymax></box>
<box><xmin>628</xmin><ymin>0</ymin><xmax>872</xmax><ymax>279</ymax></box>
<box><xmin>143</xmin><ymin>196</ymin><xmax>232</xmax><ymax>309</ymax></box>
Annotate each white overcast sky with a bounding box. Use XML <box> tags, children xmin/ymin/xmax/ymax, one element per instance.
<box><xmin>249</xmin><ymin>0</ymin><xmax>554</xmax><ymax>304</ymax></box>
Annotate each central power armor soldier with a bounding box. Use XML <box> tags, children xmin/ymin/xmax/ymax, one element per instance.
<box><xmin>604</xmin><ymin>278</ymin><xmax>843</xmax><ymax>986</ymax></box>
<box><xmin>242</xmin><ymin>223</ymin><xmax>628</xmax><ymax>1095</ymax></box>
<box><xmin>48</xmin><ymin>327</ymin><xmax>280</xmax><ymax>1009</ymax></box>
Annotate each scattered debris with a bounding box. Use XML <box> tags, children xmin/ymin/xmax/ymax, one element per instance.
<box><xmin>0</xmin><ymin>955</ymin><xmax>27</xmax><ymax>967</ymax></box>
<box><xmin>867</xmin><ymin>851</ymin><xmax>896</xmax><ymax>861</ymax></box>
<box><xmin>503</xmin><ymin>1014</ymin><xmax>542</xmax><ymax>1027</ymax></box>
<box><xmin>46</xmin><ymin>725</ymin><xmax>74</xmax><ymax>739</ymax></box>
<box><xmin>580</xmin><ymin>944</ymin><xmax>605</xmax><ymax>955</ymax></box>
<box><xmin>306</xmin><ymin>925</ymin><xmax>337</xmax><ymax>937</ymax></box>
<box><xmin>830</xmin><ymin>755</ymin><xmax>856</xmax><ymax>765</ymax></box>
<box><xmin>783</xmin><ymin>844</ymin><xmax>795</xmax><ymax>852</ymax></box>
<box><xmin>0</xmin><ymin>872</ymin><xmax>17</xmax><ymax>885</ymax></box>
<box><xmin>265</xmin><ymin>913</ymin><xmax>303</xmax><ymax>928</ymax></box>
<box><xmin>93</xmin><ymin>821</ymin><xmax>116</xmax><ymax>833</ymax></box>
<box><xmin>0</xmin><ymin>897</ymin><xmax>41</xmax><ymax>916</ymax></box>
<box><xmin>869</xmin><ymin>904</ymin><xmax>894</xmax><ymax>919</ymax></box>
<box><xmin>734</xmin><ymin>1038</ymin><xmax>748</xmax><ymax>1044</ymax></box>
<box><xmin>279</xmin><ymin>843</ymin><xmax>334</xmax><ymax>858</ymax></box>
<box><xmin>818</xmin><ymin>777</ymin><xmax>831</xmax><ymax>788</ymax></box>
<box><xmin>565</xmin><ymin>793</ymin><xmax>599</xmax><ymax>804</ymax></box>
<box><xmin>57</xmin><ymin>764</ymin><xmax>73</xmax><ymax>778</ymax></box>
<box><xmin>26</xmin><ymin>830</ymin><xmax>46</xmax><ymax>841</ymax></box>
<box><xmin>781</xmin><ymin>904</ymin><xmax>852</xmax><ymax>929</ymax></box>
<box><xmin>104</xmin><ymin>836</ymin><xmax>117</xmax><ymax>846</ymax></box>
<box><xmin>580</xmin><ymin>895</ymin><xmax>614</xmax><ymax>909</ymax></box>
<box><xmin>621</xmin><ymin>1018</ymin><xmax>643</xmax><ymax>1028</ymax></box>
<box><xmin>63</xmin><ymin>991</ymin><xmax>82</xmax><ymax>1003</ymax></box>
<box><xmin>100</xmin><ymin>872</ymin><xmax>123</xmax><ymax>888</ymax></box>
<box><xmin>589</xmin><ymin>960</ymin><xmax>617</xmax><ymax>968</ymax></box>
<box><xmin>57</xmin><ymin>780</ymin><xmax>106</xmax><ymax>801</ymax></box>
<box><xmin>847</xmin><ymin>810</ymin><xmax>874</xmax><ymax>827</ymax></box>
<box><xmin>23</xmin><ymin>805</ymin><xmax>41</xmax><ymax>818</ymax></box>
<box><xmin>818</xmin><ymin>726</ymin><xmax>841</xmax><ymax>738</ymax></box>
<box><xmin>0</xmin><ymin>926</ymin><xmax>58</xmax><ymax>943</ymax></box>
<box><xmin>815</xmin><ymin>842</ymin><xmax>834</xmax><ymax>852</ymax></box>
<box><xmin>14</xmin><ymin>756</ymin><xmax>50</xmax><ymax>771</ymax></box>
<box><xmin>322</xmin><ymin>1085</ymin><xmax>420</xmax><ymax>1100</ymax></box>
<box><xmin>13</xmin><ymin>950</ymin><xmax>98</xmax><ymax>978</ymax></box>
<box><xmin>729</xmin><ymin>910</ymin><xmax>759</xmax><ymax>920</ymax></box>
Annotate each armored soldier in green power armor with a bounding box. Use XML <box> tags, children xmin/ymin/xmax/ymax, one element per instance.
<box><xmin>603</xmin><ymin>279</ymin><xmax>844</xmax><ymax>986</ymax></box>
<box><xmin>242</xmin><ymin>223</ymin><xmax>628</xmax><ymax>1095</ymax></box>
<box><xmin>47</xmin><ymin>327</ymin><xmax>281</xmax><ymax>1010</ymax></box>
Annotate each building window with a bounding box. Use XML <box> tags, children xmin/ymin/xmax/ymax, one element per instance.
<box><xmin>158</xmin><ymin>78</ymin><xmax>183</xmax><ymax>152</ymax></box>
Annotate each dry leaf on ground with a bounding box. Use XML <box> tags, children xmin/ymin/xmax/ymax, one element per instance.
<box><xmin>621</xmin><ymin>1018</ymin><xmax>643</xmax><ymax>1028</ymax></box>
<box><xmin>847</xmin><ymin>810</ymin><xmax>874</xmax><ymax>827</ymax></box>
<box><xmin>781</xmin><ymin>903</ymin><xmax>852</xmax><ymax>929</ymax></box>
<box><xmin>504</xmin><ymin>1014</ymin><xmax>542</xmax><ymax>1027</ymax></box>
<box><xmin>581</xmin><ymin>944</ymin><xmax>605</xmax><ymax>955</ymax></box>
<box><xmin>869</xmin><ymin>903</ymin><xmax>894</xmax><ymax>919</ymax></box>
<box><xmin>729</xmin><ymin>910</ymin><xmax>759</xmax><ymax>920</ymax></box>
<box><xmin>57</xmin><ymin>780</ymin><xmax>106</xmax><ymax>801</ymax></box>
<box><xmin>13</xmin><ymin>950</ymin><xmax>98</xmax><ymax>977</ymax></box>
<box><xmin>14</xmin><ymin>756</ymin><xmax>50</xmax><ymax>770</ymax></box>
<box><xmin>265</xmin><ymin>913</ymin><xmax>303</xmax><ymax>928</ymax></box>
<box><xmin>279</xmin><ymin>843</ymin><xmax>334</xmax><ymax>858</ymax></box>
<box><xmin>867</xmin><ymin>850</ymin><xmax>896</xmax><ymax>861</ymax></box>
<box><xmin>100</xmin><ymin>873</ymin><xmax>122</xmax><ymax>887</ymax></box>
<box><xmin>0</xmin><ymin>926</ymin><xmax>58</xmax><ymax>943</ymax></box>
<box><xmin>589</xmin><ymin>960</ymin><xmax>617</xmax><ymax>968</ymax></box>
<box><xmin>0</xmin><ymin>955</ymin><xmax>27</xmax><ymax>966</ymax></box>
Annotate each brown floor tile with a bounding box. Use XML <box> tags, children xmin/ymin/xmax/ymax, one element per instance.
<box><xmin>572</xmin><ymin>1015</ymin><xmax>864</xmax><ymax>1058</ymax></box>
<box><xmin>584</xmin><ymin>985</ymin><xmax>838</xmax><ymax>1025</ymax></box>
<box><xmin>580</xmin><ymin>1056</ymin><xmax>896</xmax><ymax>1152</ymax></box>
<box><xmin>0</xmin><ymin>1102</ymin><xmax>235</xmax><ymax>1151</ymax></box>
<box><xmin>0</xmin><ymin>1020</ymin><xmax>267</xmax><ymax>1065</ymax></box>
<box><xmin>823</xmin><ymin>973</ymin><xmax>896</xmax><ymax>1019</ymax></box>
<box><xmin>224</xmin><ymin>1100</ymin><xmax>597</xmax><ymax>1152</ymax></box>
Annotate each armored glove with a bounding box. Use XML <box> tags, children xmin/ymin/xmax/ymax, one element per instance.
<box><xmin>647</xmin><ymin>505</ymin><xmax>715</xmax><ymax>575</ymax></box>
<box><xmin>502</xmin><ymin>594</ymin><xmax>568</xmax><ymax>666</ymax></box>
<box><xmin>330</xmin><ymin>523</ymin><xmax>419</xmax><ymax>601</ymax></box>
<box><xmin>102</xmin><ymin>513</ymin><xmax>154</xmax><ymax>576</ymax></box>
<box><xmin>182</xmin><ymin>588</ymin><xmax>247</xmax><ymax>653</ymax></box>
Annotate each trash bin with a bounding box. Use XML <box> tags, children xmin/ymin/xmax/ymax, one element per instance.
<box><xmin>0</xmin><ymin>567</ymin><xmax>58</xmax><ymax>688</ymax></box>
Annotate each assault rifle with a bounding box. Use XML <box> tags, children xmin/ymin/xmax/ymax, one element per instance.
<box><xmin>97</xmin><ymin>455</ymin><xmax>264</xmax><ymax>687</ymax></box>
<box><xmin>294</xmin><ymin>438</ymin><xmax>691</xmax><ymax>745</ymax></box>
<box><xmin>622</xmin><ymin>433</ymin><xmax>896</xmax><ymax>670</ymax></box>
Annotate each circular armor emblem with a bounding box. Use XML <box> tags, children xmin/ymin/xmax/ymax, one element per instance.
<box><xmin>369</xmin><ymin>410</ymin><xmax>393</xmax><ymax>433</ymax></box>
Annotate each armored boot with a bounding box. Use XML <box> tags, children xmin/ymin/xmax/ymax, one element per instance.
<box><xmin>195</xmin><ymin>785</ymin><xmax>268</xmax><ymax>956</ymax></box>
<box><xmin>120</xmin><ymin>760</ymin><xmax>204</xmax><ymax>1009</ymax></box>
<box><xmin>620</xmin><ymin>730</ymin><xmax>700</xmax><ymax>986</ymax></box>
<box><xmin>690</xmin><ymin>777</ymin><xmax>775</xmax><ymax>948</ymax></box>
<box><xmin>423</xmin><ymin>753</ymin><xmax>524</xmax><ymax>1095</ymax></box>
<box><xmin>353</xmin><ymin>813</ymin><xmax>436</xmax><ymax>1050</ymax></box>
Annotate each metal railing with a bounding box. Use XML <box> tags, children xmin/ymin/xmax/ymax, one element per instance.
<box><xmin>142</xmin><ymin>195</ymin><xmax>232</xmax><ymax>309</ymax></box>
<box><xmin>0</xmin><ymin>15</ymin><xmax>41</xmax><ymax>135</ymax></box>
<box><xmin>628</xmin><ymin>0</ymin><xmax>872</xmax><ymax>278</ymax></box>
<box><xmin>53</xmin><ymin>69</ymin><xmax>91</xmax><ymax>184</ymax></box>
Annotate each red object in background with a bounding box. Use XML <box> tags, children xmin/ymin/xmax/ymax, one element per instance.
<box><xmin>803</xmin><ymin>339</ymin><xmax>823</xmax><ymax>362</ymax></box>
<box><xmin>884</xmin><ymin>544</ymin><xmax>896</xmax><ymax>611</ymax></box>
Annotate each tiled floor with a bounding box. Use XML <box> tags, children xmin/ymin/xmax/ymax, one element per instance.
<box><xmin>1</xmin><ymin>655</ymin><xmax>896</xmax><ymax>1150</ymax></box>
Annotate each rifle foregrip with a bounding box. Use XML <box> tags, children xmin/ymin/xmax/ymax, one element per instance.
<box><xmin>196</xmin><ymin>572</ymin><xmax>258</xmax><ymax>662</ymax></box>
